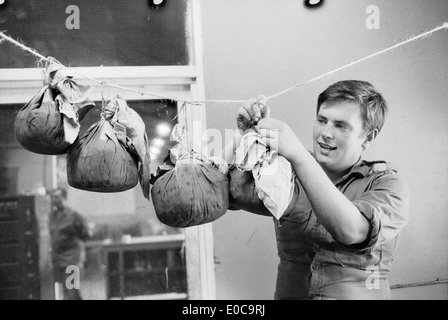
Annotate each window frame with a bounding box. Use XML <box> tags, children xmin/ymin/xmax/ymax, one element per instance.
<box><xmin>0</xmin><ymin>0</ymin><xmax>215</xmax><ymax>300</ymax></box>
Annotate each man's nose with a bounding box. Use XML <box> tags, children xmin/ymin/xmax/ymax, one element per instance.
<box><xmin>321</xmin><ymin>124</ymin><xmax>334</xmax><ymax>139</ymax></box>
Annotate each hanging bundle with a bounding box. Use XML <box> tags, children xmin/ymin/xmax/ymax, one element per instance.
<box><xmin>14</xmin><ymin>63</ymin><xmax>95</xmax><ymax>155</ymax></box>
<box><xmin>228</xmin><ymin>165</ymin><xmax>271</xmax><ymax>216</ymax></box>
<box><xmin>67</xmin><ymin>95</ymin><xmax>151</xmax><ymax>197</ymax></box>
<box><xmin>103</xmin><ymin>96</ymin><xmax>151</xmax><ymax>199</ymax></box>
<box><xmin>150</xmin><ymin>124</ymin><xmax>229</xmax><ymax>228</ymax></box>
<box><xmin>228</xmin><ymin>164</ymin><xmax>301</xmax><ymax>218</ymax></box>
<box><xmin>228</xmin><ymin>129</ymin><xmax>297</xmax><ymax>220</ymax></box>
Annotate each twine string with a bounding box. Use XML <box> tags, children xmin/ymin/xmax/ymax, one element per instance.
<box><xmin>265</xmin><ymin>22</ymin><xmax>448</xmax><ymax>102</ymax></box>
<box><xmin>1</xmin><ymin>21</ymin><xmax>447</xmax><ymax>106</ymax></box>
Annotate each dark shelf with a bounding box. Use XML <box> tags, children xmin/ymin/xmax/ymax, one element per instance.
<box><xmin>101</xmin><ymin>235</ymin><xmax>188</xmax><ymax>300</ymax></box>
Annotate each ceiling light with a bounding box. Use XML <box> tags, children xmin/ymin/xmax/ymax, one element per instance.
<box><xmin>156</xmin><ymin>123</ymin><xmax>171</xmax><ymax>137</ymax></box>
<box><xmin>152</xmin><ymin>138</ymin><xmax>165</xmax><ymax>148</ymax></box>
<box><xmin>150</xmin><ymin>146</ymin><xmax>161</xmax><ymax>155</ymax></box>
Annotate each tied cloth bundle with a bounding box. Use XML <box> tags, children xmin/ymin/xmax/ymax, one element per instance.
<box><xmin>67</xmin><ymin>95</ymin><xmax>151</xmax><ymax>198</ymax></box>
<box><xmin>150</xmin><ymin>124</ymin><xmax>229</xmax><ymax>228</ymax></box>
<box><xmin>229</xmin><ymin>128</ymin><xmax>296</xmax><ymax>220</ymax></box>
<box><xmin>14</xmin><ymin>63</ymin><xmax>95</xmax><ymax>155</ymax></box>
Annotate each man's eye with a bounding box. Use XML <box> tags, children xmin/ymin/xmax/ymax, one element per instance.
<box><xmin>336</xmin><ymin>123</ymin><xmax>349</xmax><ymax>130</ymax></box>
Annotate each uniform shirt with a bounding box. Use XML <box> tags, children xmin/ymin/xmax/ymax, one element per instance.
<box><xmin>274</xmin><ymin>159</ymin><xmax>410</xmax><ymax>300</ymax></box>
<box><xmin>48</xmin><ymin>205</ymin><xmax>89</xmax><ymax>269</ymax></box>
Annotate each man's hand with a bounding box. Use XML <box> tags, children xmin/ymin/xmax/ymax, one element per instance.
<box><xmin>255</xmin><ymin>118</ymin><xmax>306</xmax><ymax>164</ymax></box>
<box><xmin>236</xmin><ymin>95</ymin><xmax>270</xmax><ymax>133</ymax></box>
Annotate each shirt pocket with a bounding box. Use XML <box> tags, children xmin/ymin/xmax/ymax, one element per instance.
<box><xmin>275</xmin><ymin>218</ymin><xmax>314</xmax><ymax>263</ymax></box>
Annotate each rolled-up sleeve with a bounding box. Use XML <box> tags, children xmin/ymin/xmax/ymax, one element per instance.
<box><xmin>351</xmin><ymin>172</ymin><xmax>410</xmax><ymax>251</ymax></box>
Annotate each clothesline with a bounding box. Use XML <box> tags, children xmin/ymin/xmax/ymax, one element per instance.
<box><xmin>1</xmin><ymin>21</ymin><xmax>447</xmax><ymax>105</ymax></box>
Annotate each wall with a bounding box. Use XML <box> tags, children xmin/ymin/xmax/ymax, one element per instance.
<box><xmin>200</xmin><ymin>0</ymin><xmax>448</xmax><ymax>299</ymax></box>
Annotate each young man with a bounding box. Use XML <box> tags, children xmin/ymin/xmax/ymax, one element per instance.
<box><xmin>227</xmin><ymin>80</ymin><xmax>410</xmax><ymax>299</ymax></box>
<box><xmin>48</xmin><ymin>187</ymin><xmax>90</xmax><ymax>300</ymax></box>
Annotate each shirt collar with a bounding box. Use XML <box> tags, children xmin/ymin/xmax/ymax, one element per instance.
<box><xmin>336</xmin><ymin>158</ymin><xmax>396</xmax><ymax>186</ymax></box>
<box><xmin>309</xmin><ymin>151</ymin><xmax>368</xmax><ymax>183</ymax></box>
<box><xmin>334</xmin><ymin>158</ymin><xmax>369</xmax><ymax>186</ymax></box>
<box><xmin>347</xmin><ymin>158</ymin><xmax>369</xmax><ymax>175</ymax></box>
<box><xmin>309</xmin><ymin>151</ymin><xmax>392</xmax><ymax>185</ymax></box>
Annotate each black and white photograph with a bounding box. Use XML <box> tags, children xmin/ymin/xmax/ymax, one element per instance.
<box><xmin>0</xmin><ymin>0</ymin><xmax>447</xmax><ymax>306</ymax></box>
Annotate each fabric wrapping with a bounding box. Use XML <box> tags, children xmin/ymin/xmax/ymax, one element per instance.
<box><xmin>15</xmin><ymin>87</ymin><xmax>69</xmax><ymax>155</ymax></box>
<box><xmin>228</xmin><ymin>164</ymin><xmax>301</xmax><ymax>218</ymax></box>
<box><xmin>231</xmin><ymin>130</ymin><xmax>295</xmax><ymax>220</ymax></box>
<box><xmin>14</xmin><ymin>64</ymin><xmax>94</xmax><ymax>155</ymax></box>
<box><xmin>228</xmin><ymin>164</ymin><xmax>271</xmax><ymax>216</ymax></box>
<box><xmin>66</xmin><ymin>97</ymin><xmax>146</xmax><ymax>193</ymax></box>
<box><xmin>150</xmin><ymin>125</ymin><xmax>229</xmax><ymax>228</ymax></box>
<box><xmin>102</xmin><ymin>96</ymin><xmax>151</xmax><ymax>199</ymax></box>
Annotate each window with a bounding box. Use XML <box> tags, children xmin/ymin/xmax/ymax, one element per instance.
<box><xmin>0</xmin><ymin>0</ymin><xmax>215</xmax><ymax>300</ymax></box>
<box><xmin>0</xmin><ymin>0</ymin><xmax>192</xmax><ymax>67</ymax></box>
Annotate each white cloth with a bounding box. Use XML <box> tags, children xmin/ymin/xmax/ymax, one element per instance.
<box><xmin>55</xmin><ymin>95</ymin><xmax>80</xmax><ymax>144</ymax></box>
<box><xmin>46</xmin><ymin>63</ymin><xmax>94</xmax><ymax>144</ymax></box>
<box><xmin>100</xmin><ymin>96</ymin><xmax>149</xmax><ymax>162</ymax></box>
<box><xmin>234</xmin><ymin>131</ymin><xmax>294</xmax><ymax>220</ymax></box>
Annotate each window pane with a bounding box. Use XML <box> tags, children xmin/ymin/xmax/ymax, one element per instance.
<box><xmin>58</xmin><ymin>99</ymin><xmax>181</xmax><ymax>238</ymax></box>
<box><xmin>76</xmin><ymin>99</ymin><xmax>179</xmax><ymax>168</ymax></box>
<box><xmin>0</xmin><ymin>104</ymin><xmax>52</xmax><ymax>197</ymax></box>
<box><xmin>0</xmin><ymin>0</ymin><xmax>191</xmax><ymax>67</ymax></box>
<box><xmin>0</xmin><ymin>99</ymin><xmax>180</xmax><ymax>235</ymax></box>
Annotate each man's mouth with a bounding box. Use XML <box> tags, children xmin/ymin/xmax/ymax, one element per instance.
<box><xmin>318</xmin><ymin>142</ymin><xmax>337</xmax><ymax>151</ymax></box>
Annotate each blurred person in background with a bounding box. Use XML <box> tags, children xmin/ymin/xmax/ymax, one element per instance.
<box><xmin>49</xmin><ymin>187</ymin><xmax>90</xmax><ymax>300</ymax></box>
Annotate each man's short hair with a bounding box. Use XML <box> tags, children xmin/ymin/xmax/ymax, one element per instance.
<box><xmin>317</xmin><ymin>80</ymin><xmax>388</xmax><ymax>134</ymax></box>
<box><xmin>49</xmin><ymin>187</ymin><xmax>67</xmax><ymax>199</ymax></box>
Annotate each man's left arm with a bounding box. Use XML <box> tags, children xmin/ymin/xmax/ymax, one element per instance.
<box><xmin>290</xmin><ymin>151</ymin><xmax>374</xmax><ymax>245</ymax></box>
<box><xmin>350</xmin><ymin>172</ymin><xmax>410</xmax><ymax>249</ymax></box>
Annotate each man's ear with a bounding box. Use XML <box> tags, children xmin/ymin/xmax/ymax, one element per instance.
<box><xmin>362</xmin><ymin>129</ymin><xmax>378</xmax><ymax>150</ymax></box>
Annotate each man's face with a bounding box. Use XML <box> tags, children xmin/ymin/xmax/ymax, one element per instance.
<box><xmin>50</xmin><ymin>190</ymin><xmax>64</xmax><ymax>208</ymax></box>
<box><xmin>313</xmin><ymin>101</ymin><xmax>367</xmax><ymax>176</ymax></box>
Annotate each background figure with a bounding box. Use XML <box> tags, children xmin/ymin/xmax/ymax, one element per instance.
<box><xmin>49</xmin><ymin>187</ymin><xmax>90</xmax><ymax>300</ymax></box>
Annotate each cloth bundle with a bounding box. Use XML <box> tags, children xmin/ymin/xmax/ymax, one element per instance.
<box><xmin>228</xmin><ymin>164</ymin><xmax>271</xmax><ymax>216</ymax></box>
<box><xmin>14</xmin><ymin>64</ymin><xmax>95</xmax><ymax>155</ymax></box>
<box><xmin>150</xmin><ymin>124</ymin><xmax>229</xmax><ymax>228</ymax></box>
<box><xmin>228</xmin><ymin>130</ymin><xmax>296</xmax><ymax>220</ymax></box>
<box><xmin>67</xmin><ymin>96</ymin><xmax>151</xmax><ymax>198</ymax></box>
